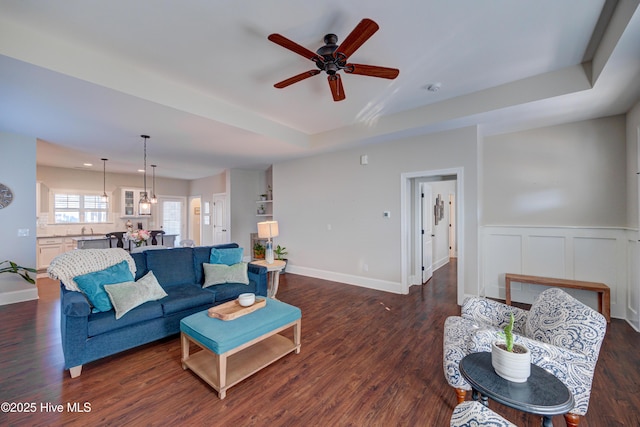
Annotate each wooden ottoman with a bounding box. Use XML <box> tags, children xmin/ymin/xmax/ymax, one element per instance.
<box><xmin>180</xmin><ymin>298</ymin><xmax>301</xmax><ymax>399</ymax></box>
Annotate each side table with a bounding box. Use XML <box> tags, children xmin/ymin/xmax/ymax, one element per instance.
<box><xmin>250</xmin><ymin>259</ymin><xmax>286</xmax><ymax>298</ymax></box>
<box><xmin>459</xmin><ymin>352</ymin><xmax>574</xmax><ymax>427</ymax></box>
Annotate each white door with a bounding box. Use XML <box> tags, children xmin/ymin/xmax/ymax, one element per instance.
<box><xmin>449</xmin><ymin>194</ymin><xmax>457</xmax><ymax>258</ymax></box>
<box><xmin>213</xmin><ymin>193</ymin><xmax>229</xmax><ymax>244</ymax></box>
<box><xmin>421</xmin><ymin>183</ymin><xmax>433</xmax><ymax>283</ymax></box>
<box><xmin>158</xmin><ymin>197</ymin><xmax>186</xmax><ymax>246</ymax></box>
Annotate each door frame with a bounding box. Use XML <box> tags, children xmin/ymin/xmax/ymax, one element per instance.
<box><xmin>401</xmin><ymin>167</ymin><xmax>464</xmax><ymax>299</ymax></box>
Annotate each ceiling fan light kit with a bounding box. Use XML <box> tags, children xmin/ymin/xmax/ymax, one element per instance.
<box><xmin>268</xmin><ymin>18</ymin><xmax>399</xmax><ymax>101</ymax></box>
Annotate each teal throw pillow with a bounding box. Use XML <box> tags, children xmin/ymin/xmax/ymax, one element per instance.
<box><xmin>202</xmin><ymin>262</ymin><xmax>249</xmax><ymax>288</ymax></box>
<box><xmin>74</xmin><ymin>260</ymin><xmax>135</xmax><ymax>312</ymax></box>
<box><xmin>210</xmin><ymin>247</ymin><xmax>244</xmax><ymax>265</ymax></box>
<box><xmin>104</xmin><ymin>271</ymin><xmax>168</xmax><ymax>319</ymax></box>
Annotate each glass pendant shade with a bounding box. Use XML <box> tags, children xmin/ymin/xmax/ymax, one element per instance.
<box><xmin>139</xmin><ymin>191</ymin><xmax>151</xmax><ymax>215</ymax></box>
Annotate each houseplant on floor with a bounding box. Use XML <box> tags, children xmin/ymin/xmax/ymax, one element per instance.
<box><xmin>0</xmin><ymin>260</ymin><xmax>36</xmax><ymax>284</ymax></box>
<box><xmin>274</xmin><ymin>245</ymin><xmax>288</xmax><ymax>274</ymax></box>
<box><xmin>491</xmin><ymin>313</ymin><xmax>530</xmax><ymax>382</ymax></box>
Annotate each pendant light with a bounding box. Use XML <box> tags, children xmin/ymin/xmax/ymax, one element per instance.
<box><xmin>151</xmin><ymin>164</ymin><xmax>158</xmax><ymax>204</ymax></box>
<box><xmin>101</xmin><ymin>158</ymin><xmax>109</xmax><ymax>203</ymax></box>
<box><xmin>139</xmin><ymin>135</ymin><xmax>151</xmax><ymax>215</ymax></box>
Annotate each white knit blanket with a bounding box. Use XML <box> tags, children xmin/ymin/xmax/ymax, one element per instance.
<box><xmin>47</xmin><ymin>248</ymin><xmax>136</xmax><ymax>291</ymax></box>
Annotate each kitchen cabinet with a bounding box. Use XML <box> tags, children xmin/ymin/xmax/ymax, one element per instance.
<box><xmin>37</xmin><ymin>237</ymin><xmax>65</xmax><ymax>270</ymax></box>
<box><xmin>120</xmin><ymin>188</ymin><xmax>149</xmax><ymax>218</ymax></box>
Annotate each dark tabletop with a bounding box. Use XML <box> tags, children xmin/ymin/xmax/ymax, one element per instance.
<box><xmin>460</xmin><ymin>352</ymin><xmax>574</xmax><ymax>416</ymax></box>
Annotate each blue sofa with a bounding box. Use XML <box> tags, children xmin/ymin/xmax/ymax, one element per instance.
<box><xmin>59</xmin><ymin>244</ymin><xmax>267</xmax><ymax>378</ymax></box>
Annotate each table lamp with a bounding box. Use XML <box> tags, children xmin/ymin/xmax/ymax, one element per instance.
<box><xmin>257</xmin><ymin>220</ymin><xmax>279</xmax><ymax>264</ymax></box>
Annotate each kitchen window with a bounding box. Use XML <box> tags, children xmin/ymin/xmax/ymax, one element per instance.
<box><xmin>52</xmin><ymin>191</ymin><xmax>109</xmax><ymax>223</ymax></box>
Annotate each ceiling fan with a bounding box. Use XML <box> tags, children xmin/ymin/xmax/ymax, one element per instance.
<box><xmin>268</xmin><ymin>18</ymin><xmax>399</xmax><ymax>102</ymax></box>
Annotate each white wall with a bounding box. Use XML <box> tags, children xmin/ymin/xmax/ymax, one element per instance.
<box><xmin>481</xmin><ymin>115</ymin><xmax>635</xmax><ymax>325</ymax></box>
<box><xmin>190</xmin><ymin>171</ymin><xmax>226</xmax><ymax>246</ymax></box>
<box><xmin>0</xmin><ymin>132</ymin><xmax>38</xmax><ymax>305</ymax></box>
<box><xmin>229</xmin><ymin>169</ymin><xmax>267</xmax><ymax>255</ymax></box>
<box><xmin>626</xmin><ymin>101</ymin><xmax>640</xmax><ymax>329</ymax></box>
<box><xmin>483</xmin><ymin>115</ymin><xmax>627</xmax><ymax>227</ymax></box>
<box><xmin>274</xmin><ymin>126</ymin><xmax>478</xmax><ymax>296</ymax></box>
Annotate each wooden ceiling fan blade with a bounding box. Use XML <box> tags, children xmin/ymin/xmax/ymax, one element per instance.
<box><xmin>268</xmin><ymin>33</ymin><xmax>325</xmax><ymax>64</ymax></box>
<box><xmin>345</xmin><ymin>63</ymin><xmax>399</xmax><ymax>79</ymax></box>
<box><xmin>334</xmin><ymin>18</ymin><xmax>379</xmax><ymax>61</ymax></box>
<box><xmin>274</xmin><ymin>70</ymin><xmax>321</xmax><ymax>88</ymax></box>
<box><xmin>328</xmin><ymin>74</ymin><xmax>346</xmax><ymax>101</ymax></box>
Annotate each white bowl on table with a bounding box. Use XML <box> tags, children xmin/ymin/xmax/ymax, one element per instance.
<box><xmin>238</xmin><ymin>293</ymin><xmax>255</xmax><ymax>307</ymax></box>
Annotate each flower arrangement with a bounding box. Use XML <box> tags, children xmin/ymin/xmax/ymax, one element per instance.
<box><xmin>125</xmin><ymin>229</ymin><xmax>150</xmax><ymax>247</ymax></box>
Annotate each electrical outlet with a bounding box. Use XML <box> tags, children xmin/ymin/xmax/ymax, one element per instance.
<box><xmin>363</xmin><ymin>264</ymin><xmax>369</xmax><ymax>272</ymax></box>
<box><xmin>18</xmin><ymin>228</ymin><xmax>30</xmax><ymax>237</ymax></box>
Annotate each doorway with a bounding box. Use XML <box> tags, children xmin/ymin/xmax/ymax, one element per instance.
<box><xmin>212</xmin><ymin>193</ymin><xmax>230</xmax><ymax>245</ymax></box>
<box><xmin>401</xmin><ymin>168</ymin><xmax>464</xmax><ymax>300</ymax></box>
<box><xmin>158</xmin><ymin>196</ymin><xmax>186</xmax><ymax>246</ymax></box>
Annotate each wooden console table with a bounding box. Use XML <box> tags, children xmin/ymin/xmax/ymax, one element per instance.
<box><xmin>505</xmin><ymin>273</ymin><xmax>610</xmax><ymax>322</ymax></box>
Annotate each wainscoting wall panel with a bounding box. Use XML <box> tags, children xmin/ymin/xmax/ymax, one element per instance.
<box><xmin>482</xmin><ymin>226</ymin><xmax>633</xmax><ymax>323</ymax></box>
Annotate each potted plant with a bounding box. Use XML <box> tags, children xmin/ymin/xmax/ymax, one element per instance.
<box><xmin>257</xmin><ymin>204</ymin><xmax>266</xmax><ymax>215</ymax></box>
<box><xmin>491</xmin><ymin>313</ymin><xmax>530</xmax><ymax>382</ymax></box>
<box><xmin>274</xmin><ymin>244</ymin><xmax>288</xmax><ymax>274</ymax></box>
<box><xmin>259</xmin><ymin>194</ymin><xmax>268</xmax><ymax>201</ymax></box>
<box><xmin>253</xmin><ymin>242</ymin><xmax>265</xmax><ymax>259</ymax></box>
<box><xmin>0</xmin><ymin>260</ymin><xmax>36</xmax><ymax>284</ymax></box>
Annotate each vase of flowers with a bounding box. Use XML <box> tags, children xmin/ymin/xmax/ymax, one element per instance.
<box><xmin>125</xmin><ymin>229</ymin><xmax>150</xmax><ymax>247</ymax></box>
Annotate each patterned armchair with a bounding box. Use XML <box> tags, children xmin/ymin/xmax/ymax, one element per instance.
<box><xmin>443</xmin><ymin>288</ymin><xmax>607</xmax><ymax>427</ymax></box>
<box><xmin>450</xmin><ymin>401</ymin><xmax>516</xmax><ymax>427</ymax></box>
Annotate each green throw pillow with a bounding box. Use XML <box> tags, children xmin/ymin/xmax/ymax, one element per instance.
<box><xmin>104</xmin><ymin>271</ymin><xmax>168</xmax><ymax>319</ymax></box>
<box><xmin>74</xmin><ymin>260</ymin><xmax>134</xmax><ymax>312</ymax></box>
<box><xmin>203</xmin><ymin>262</ymin><xmax>249</xmax><ymax>288</ymax></box>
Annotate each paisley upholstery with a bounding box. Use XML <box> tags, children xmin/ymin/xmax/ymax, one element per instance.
<box><xmin>443</xmin><ymin>288</ymin><xmax>607</xmax><ymax>417</ymax></box>
<box><xmin>450</xmin><ymin>401</ymin><xmax>517</xmax><ymax>427</ymax></box>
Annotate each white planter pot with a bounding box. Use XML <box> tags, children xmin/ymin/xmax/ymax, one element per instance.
<box><xmin>491</xmin><ymin>341</ymin><xmax>531</xmax><ymax>383</ymax></box>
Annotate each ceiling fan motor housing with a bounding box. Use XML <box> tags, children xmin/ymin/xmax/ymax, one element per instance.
<box><xmin>316</xmin><ymin>34</ymin><xmax>345</xmax><ymax>75</ymax></box>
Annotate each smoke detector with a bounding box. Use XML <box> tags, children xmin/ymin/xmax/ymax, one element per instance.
<box><xmin>424</xmin><ymin>83</ymin><xmax>442</xmax><ymax>92</ymax></box>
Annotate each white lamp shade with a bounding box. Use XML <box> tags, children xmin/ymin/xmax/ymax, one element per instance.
<box><xmin>257</xmin><ymin>221</ymin><xmax>279</xmax><ymax>239</ymax></box>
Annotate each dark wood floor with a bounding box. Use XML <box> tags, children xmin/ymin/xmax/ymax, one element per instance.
<box><xmin>1</xmin><ymin>260</ymin><xmax>638</xmax><ymax>426</ymax></box>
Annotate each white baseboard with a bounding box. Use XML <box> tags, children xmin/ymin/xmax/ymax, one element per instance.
<box><xmin>0</xmin><ymin>279</ymin><xmax>39</xmax><ymax>306</ymax></box>
<box><xmin>287</xmin><ymin>265</ymin><xmax>404</xmax><ymax>294</ymax></box>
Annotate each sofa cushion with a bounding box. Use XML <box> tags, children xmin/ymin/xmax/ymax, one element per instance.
<box><xmin>104</xmin><ymin>271</ymin><xmax>168</xmax><ymax>319</ymax></box>
<box><xmin>160</xmin><ymin>284</ymin><xmax>216</xmax><ymax>315</ymax></box>
<box><xmin>74</xmin><ymin>260</ymin><xmax>134</xmax><ymax>313</ymax></box>
<box><xmin>212</xmin><ymin>282</ymin><xmax>258</xmax><ymax>302</ymax></box>
<box><xmin>192</xmin><ymin>244</ymin><xmax>239</xmax><ymax>284</ymax></box>
<box><xmin>130</xmin><ymin>252</ymin><xmax>148</xmax><ymax>280</ymax></box>
<box><xmin>203</xmin><ymin>262</ymin><xmax>249</xmax><ymax>288</ymax></box>
<box><xmin>209</xmin><ymin>247</ymin><xmax>244</xmax><ymax>265</ymax></box>
<box><xmin>87</xmin><ymin>301</ymin><xmax>164</xmax><ymax>337</ymax></box>
<box><xmin>145</xmin><ymin>247</ymin><xmax>196</xmax><ymax>287</ymax></box>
